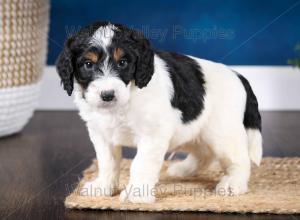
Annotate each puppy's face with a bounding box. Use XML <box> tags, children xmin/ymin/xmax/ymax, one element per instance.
<box><xmin>75</xmin><ymin>37</ymin><xmax>136</xmax><ymax>108</ymax></box>
<box><xmin>56</xmin><ymin>22</ymin><xmax>154</xmax><ymax>109</ymax></box>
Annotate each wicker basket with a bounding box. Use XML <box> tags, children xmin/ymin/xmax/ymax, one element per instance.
<box><xmin>0</xmin><ymin>0</ymin><xmax>49</xmax><ymax>137</ymax></box>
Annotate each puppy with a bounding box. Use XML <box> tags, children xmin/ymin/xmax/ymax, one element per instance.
<box><xmin>56</xmin><ymin>21</ymin><xmax>262</xmax><ymax>203</ymax></box>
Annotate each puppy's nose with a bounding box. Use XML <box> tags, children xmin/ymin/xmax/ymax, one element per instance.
<box><xmin>100</xmin><ymin>90</ymin><xmax>115</xmax><ymax>102</ymax></box>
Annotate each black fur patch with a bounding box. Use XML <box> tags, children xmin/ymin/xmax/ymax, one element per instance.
<box><xmin>56</xmin><ymin>22</ymin><xmax>109</xmax><ymax>95</ymax></box>
<box><xmin>236</xmin><ymin>73</ymin><xmax>262</xmax><ymax>131</ymax></box>
<box><xmin>157</xmin><ymin>51</ymin><xmax>206</xmax><ymax>123</ymax></box>
<box><xmin>112</xmin><ymin>24</ymin><xmax>154</xmax><ymax>88</ymax></box>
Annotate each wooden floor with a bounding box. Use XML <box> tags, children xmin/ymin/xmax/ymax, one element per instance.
<box><xmin>0</xmin><ymin>111</ymin><xmax>299</xmax><ymax>220</ymax></box>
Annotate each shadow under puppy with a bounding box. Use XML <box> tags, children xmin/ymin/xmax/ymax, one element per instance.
<box><xmin>56</xmin><ymin>21</ymin><xmax>262</xmax><ymax>203</ymax></box>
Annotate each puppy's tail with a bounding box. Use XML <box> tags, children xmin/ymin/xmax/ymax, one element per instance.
<box><xmin>246</xmin><ymin>129</ymin><xmax>263</xmax><ymax>166</ymax></box>
<box><xmin>236</xmin><ymin>73</ymin><xmax>263</xmax><ymax>166</ymax></box>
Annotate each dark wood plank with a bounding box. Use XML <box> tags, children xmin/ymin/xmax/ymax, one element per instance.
<box><xmin>0</xmin><ymin>111</ymin><xmax>299</xmax><ymax>220</ymax></box>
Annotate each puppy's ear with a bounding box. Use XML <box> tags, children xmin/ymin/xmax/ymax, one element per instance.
<box><xmin>131</xmin><ymin>31</ymin><xmax>154</xmax><ymax>88</ymax></box>
<box><xmin>55</xmin><ymin>37</ymin><xmax>75</xmax><ymax>96</ymax></box>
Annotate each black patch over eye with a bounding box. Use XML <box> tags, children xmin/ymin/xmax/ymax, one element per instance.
<box><xmin>117</xmin><ymin>59</ymin><xmax>128</xmax><ymax>69</ymax></box>
<box><xmin>77</xmin><ymin>60</ymin><xmax>93</xmax><ymax>83</ymax></box>
<box><xmin>84</xmin><ymin>60</ymin><xmax>94</xmax><ymax>69</ymax></box>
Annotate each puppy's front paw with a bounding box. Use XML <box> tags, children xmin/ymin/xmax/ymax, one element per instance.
<box><xmin>215</xmin><ymin>175</ymin><xmax>248</xmax><ymax>196</ymax></box>
<box><xmin>119</xmin><ymin>183</ymin><xmax>156</xmax><ymax>203</ymax></box>
<box><xmin>80</xmin><ymin>178</ymin><xmax>117</xmax><ymax>197</ymax></box>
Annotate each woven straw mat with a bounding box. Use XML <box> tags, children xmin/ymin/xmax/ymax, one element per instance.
<box><xmin>65</xmin><ymin>157</ymin><xmax>300</xmax><ymax>214</ymax></box>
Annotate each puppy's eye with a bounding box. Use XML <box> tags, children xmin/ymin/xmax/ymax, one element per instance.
<box><xmin>117</xmin><ymin>59</ymin><xmax>128</xmax><ymax>68</ymax></box>
<box><xmin>84</xmin><ymin>61</ymin><xmax>94</xmax><ymax>69</ymax></box>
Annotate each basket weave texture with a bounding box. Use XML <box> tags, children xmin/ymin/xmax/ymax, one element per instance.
<box><xmin>0</xmin><ymin>0</ymin><xmax>49</xmax><ymax>137</ymax></box>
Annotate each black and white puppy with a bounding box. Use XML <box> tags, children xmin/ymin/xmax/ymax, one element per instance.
<box><xmin>56</xmin><ymin>21</ymin><xmax>262</xmax><ymax>203</ymax></box>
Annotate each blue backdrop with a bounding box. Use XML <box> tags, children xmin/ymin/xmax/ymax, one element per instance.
<box><xmin>48</xmin><ymin>0</ymin><xmax>300</xmax><ymax>65</ymax></box>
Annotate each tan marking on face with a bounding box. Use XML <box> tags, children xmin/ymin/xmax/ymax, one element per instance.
<box><xmin>113</xmin><ymin>48</ymin><xmax>124</xmax><ymax>62</ymax></box>
<box><xmin>84</xmin><ymin>52</ymin><xmax>98</xmax><ymax>63</ymax></box>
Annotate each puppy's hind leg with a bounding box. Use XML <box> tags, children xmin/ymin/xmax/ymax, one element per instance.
<box><xmin>212</xmin><ymin>127</ymin><xmax>251</xmax><ymax>196</ymax></box>
<box><xmin>167</xmin><ymin>153</ymin><xmax>199</xmax><ymax>178</ymax></box>
<box><xmin>167</xmin><ymin>143</ymin><xmax>214</xmax><ymax>178</ymax></box>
